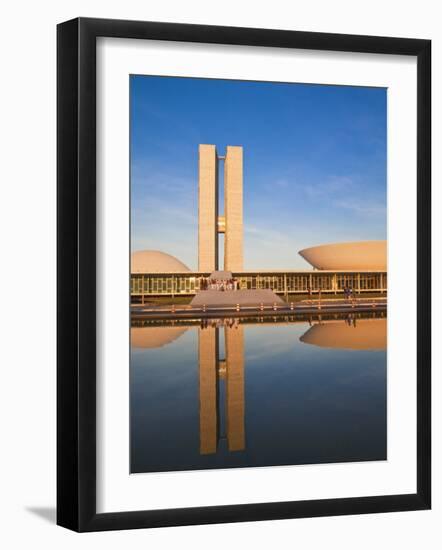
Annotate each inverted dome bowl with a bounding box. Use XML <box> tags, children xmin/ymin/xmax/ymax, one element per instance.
<box><xmin>299</xmin><ymin>240</ymin><xmax>386</xmax><ymax>271</ymax></box>
<box><xmin>300</xmin><ymin>319</ymin><xmax>386</xmax><ymax>351</ymax></box>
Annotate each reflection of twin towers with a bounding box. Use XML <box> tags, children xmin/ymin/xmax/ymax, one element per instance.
<box><xmin>131</xmin><ymin>317</ymin><xmax>386</xmax><ymax>456</ymax></box>
<box><xmin>199</xmin><ymin>325</ymin><xmax>245</xmax><ymax>454</ymax></box>
<box><xmin>197</xmin><ymin>317</ymin><xmax>387</xmax><ymax>455</ymax></box>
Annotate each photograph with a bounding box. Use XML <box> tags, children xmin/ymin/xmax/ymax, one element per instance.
<box><xmin>129</xmin><ymin>75</ymin><xmax>388</xmax><ymax>474</ymax></box>
<box><xmin>0</xmin><ymin>0</ymin><xmax>434</xmax><ymax>541</ymax></box>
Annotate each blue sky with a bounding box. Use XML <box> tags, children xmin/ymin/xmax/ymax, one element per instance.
<box><xmin>130</xmin><ymin>75</ymin><xmax>386</xmax><ymax>270</ymax></box>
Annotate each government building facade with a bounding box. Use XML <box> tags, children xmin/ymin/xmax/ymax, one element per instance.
<box><xmin>131</xmin><ymin>145</ymin><xmax>387</xmax><ymax>302</ymax></box>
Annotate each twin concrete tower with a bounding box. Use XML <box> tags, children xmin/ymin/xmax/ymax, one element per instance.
<box><xmin>198</xmin><ymin>144</ymin><xmax>243</xmax><ymax>272</ymax></box>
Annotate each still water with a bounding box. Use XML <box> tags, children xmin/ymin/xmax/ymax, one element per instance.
<box><xmin>130</xmin><ymin>314</ymin><xmax>386</xmax><ymax>474</ymax></box>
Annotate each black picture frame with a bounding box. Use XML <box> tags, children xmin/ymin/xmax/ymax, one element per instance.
<box><xmin>57</xmin><ymin>17</ymin><xmax>431</xmax><ymax>532</ymax></box>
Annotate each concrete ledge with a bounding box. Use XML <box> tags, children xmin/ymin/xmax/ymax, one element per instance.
<box><xmin>131</xmin><ymin>303</ymin><xmax>387</xmax><ymax>321</ymax></box>
<box><xmin>190</xmin><ymin>289</ymin><xmax>284</xmax><ymax>308</ymax></box>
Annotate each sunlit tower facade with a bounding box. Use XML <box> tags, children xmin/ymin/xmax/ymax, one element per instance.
<box><xmin>198</xmin><ymin>144</ymin><xmax>244</xmax><ymax>272</ymax></box>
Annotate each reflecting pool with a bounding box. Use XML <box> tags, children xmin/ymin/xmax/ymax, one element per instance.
<box><xmin>130</xmin><ymin>313</ymin><xmax>387</xmax><ymax>473</ymax></box>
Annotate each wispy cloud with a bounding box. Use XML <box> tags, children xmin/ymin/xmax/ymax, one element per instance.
<box><xmin>297</xmin><ymin>175</ymin><xmax>354</xmax><ymax>199</ymax></box>
<box><xmin>132</xmin><ymin>193</ymin><xmax>197</xmax><ymax>223</ymax></box>
<box><xmin>264</xmin><ymin>178</ymin><xmax>290</xmax><ymax>190</ymax></box>
<box><xmin>262</xmin><ymin>174</ymin><xmax>356</xmax><ymax>201</ymax></box>
<box><xmin>332</xmin><ymin>199</ymin><xmax>386</xmax><ymax>217</ymax></box>
<box><xmin>244</xmin><ymin>223</ymin><xmax>314</xmax><ymax>269</ymax></box>
<box><xmin>287</xmin><ymin>175</ymin><xmax>386</xmax><ymax>218</ymax></box>
<box><xmin>131</xmin><ymin>191</ymin><xmax>198</xmax><ymax>269</ymax></box>
<box><xmin>132</xmin><ymin>172</ymin><xmax>196</xmax><ymax>195</ymax></box>
<box><xmin>245</xmin><ymin>223</ymin><xmax>292</xmax><ymax>245</ymax></box>
<box><xmin>130</xmin><ymin>77</ymin><xmax>387</xmax><ymax>269</ymax></box>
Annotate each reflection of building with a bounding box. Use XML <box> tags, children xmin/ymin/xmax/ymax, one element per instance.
<box><xmin>198</xmin><ymin>325</ymin><xmax>218</xmax><ymax>454</ymax></box>
<box><xmin>225</xmin><ymin>326</ymin><xmax>245</xmax><ymax>451</ymax></box>
<box><xmin>130</xmin><ymin>326</ymin><xmax>188</xmax><ymax>349</ymax></box>
<box><xmin>199</xmin><ymin>325</ymin><xmax>245</xmax><ymax>455</ymax></box>
<box><xmin>300</xmin><ymin>318</ymin><xmax>386</xmax><ymax>350</ymax></box>
<box><xmin>198</xmin><ymin>144</ymin><xmax>243</xmax><ymax>272</ymax></box>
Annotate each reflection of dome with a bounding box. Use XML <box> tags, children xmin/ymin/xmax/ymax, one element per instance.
<box><xmin>131</xmin><ymin>326</ymin><xmax>188</xmax><ymax>349</ymax></box>
<box><xmin>299</xmin><ymin>241</ymin><xmax>386</xmax><ymax>271</ymax></box>
<box><xmin>131</xmin><ymin>250</ymin><xmax>191</xmax><ymax>273</ymax></box>
<box><xmin>300</xmin><ymin>319</ymin><xmax>386</xmax><ymax>351</ymax></box>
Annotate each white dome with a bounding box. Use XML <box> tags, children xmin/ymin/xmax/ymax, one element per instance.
<box><xmin>131</xmin><ymin>250</ymin><xmax>191</xmax><ymax>273</ymax></box>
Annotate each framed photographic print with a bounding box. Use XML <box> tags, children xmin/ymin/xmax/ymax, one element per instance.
<box><xmin>57</xmin><ymin>17</ymin><xmax>431</xmax><ymax>531</ymax></box>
